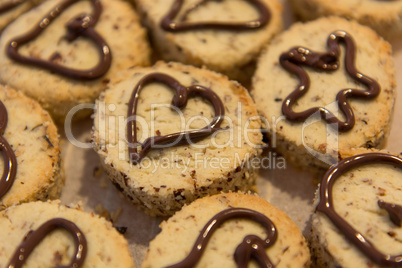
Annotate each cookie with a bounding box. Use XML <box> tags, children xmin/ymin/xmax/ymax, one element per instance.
<box><xmin>251</xmin><ymin>17</ymin><xmax>396</xmax><ymax>174</ymax></box>
<box><xmin>0</xmin><ymin>0</ymin><xmax>151</xmax><ymax>123</ymax></box>
<box><xmin>0</xmin><ymin>86</ymin><xmax>63</xmax><ymax>210</ymax></box>
<box><xmin>0</xmin><ymin>0</ymin><xmax>44</xmax><ymax>32</ymax></box>
<box><xmin>288</xmin><ymin>0</ymin><xmax>402</xmax><ymax>40</ymax></box>
<box><xmin>143</xmin><ymin>192</ymin><xmax>310</xmax><ymax>267</ymax></box>
<box><xmin>0</xmin><ymin>200</ymin><xmax>134</xmax><ymax>267</ymax></box>
<box><xmin>92</xmin><ymin>61</ymin><xmax>263</xmax><ymax>216</ymax></box>
<box><xmin>311</xmin><ymin>152</ymin><xmax>402</xmax><ymax>267</ymax></box>
<box><xmin>134</xmin><ymin>0</ymin><xmax>283</xmax><ymax>84</ymax></box>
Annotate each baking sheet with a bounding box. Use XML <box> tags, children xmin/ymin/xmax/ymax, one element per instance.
<box><xmin>59</xmin><ymin>1</ymin><xmax>402</xmax><ymax>266</ymax></box>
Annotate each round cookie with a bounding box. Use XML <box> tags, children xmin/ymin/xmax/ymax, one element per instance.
<box><xmin>0</xmin><ymin>86</ymin><xmax>63</xmax><ymax>210</ymax></box>
<box><xmin>311</xmin><ymin>152</ymin><xmax>402</xmax><ymax>267</ymax></box>
<box><xmin>92</xmin><ymin>61</ymin><xmax>263</xmax><ymax>216</ymax></box>
<box><xmin>251</xmin><ymin>17</ymin><xmax>396</xmax><ymax>174</ymax></box>
<box><xmin>288</xmin><ymin>0</ymin><xmax>402</xmax><ymax>40</ymax></box>
<box><xmin>134</xmin><ymin>0</ymin><xmax>283</xmax><ymax>84</ymax></box>
<box><xmin>0</xmin><ymin>0</ymin><xmax>44</xmax><ymax>32</ymax></box>
<box><xmin>0</xmin><ymin>201</ymin><xmax>134</xmax><ymax>267</ymax></box>
<box><xmin>0</xmin><ymin>0</ymin><xmax>151</xmax><ymax>123</ymax></box>
<box><xmin>143</xmin><ymin>192</ymin><xmax>310</xmax><ymax>267</ymax></box>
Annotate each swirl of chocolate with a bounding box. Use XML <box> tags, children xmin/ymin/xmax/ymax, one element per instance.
<box><xmin>7</xmin><ymin>218</ymin><xmax>87</xmax><ymax>268</ymax></box>
<box><xmin>161</xmin><ymin>0</ymin><xmax>270</xmax><ymax>32</ymax></box>
<box><xmin>0</xmin><ymin>0</ymin><xmax>23</xmax><ymax>13</ymax></box>
<box><xmin>279</xmin><ymin>30</ymin><xmax>380</xmax><ymax>132</ymax></box>
<box><xmin>166</xmin><ymin>207</ymin><xmax>278</xmax><ymax>268</ymax></box>
<box><xmin>316</xmin><ymin>153</ymin><xmax>402</xmax><ymax>266</ymax></box>
<box><xmin>127</xmin><ymin>72</ymin><xmax>225</xmax><ymax>164</ymax></box>
<box><xmin>6</xmin><ymin>0</ymin><xmax>112</xmax><ymax>80</ymax></box>
<box><xmin>0</xmin><ymin>100</ymin><xmax>17</xmax><ymax>200</ymax></box>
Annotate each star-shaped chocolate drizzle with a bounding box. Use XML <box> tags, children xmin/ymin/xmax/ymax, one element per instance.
<box><xmin>279</xmin><ymin>30</ymin><xmax>381</xmax><ymax>132</ymax></box>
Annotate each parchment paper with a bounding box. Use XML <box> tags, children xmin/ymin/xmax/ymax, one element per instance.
<box><xmin>59</xmin><ymin>1</ymin><xmax>402</xmax><ymax>266</ymax></box>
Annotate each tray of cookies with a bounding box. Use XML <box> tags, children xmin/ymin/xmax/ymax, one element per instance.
<box><xmin>0</xmin><ymin>0</ymin><xmax>401</xmax><ymax>267</ymax></box>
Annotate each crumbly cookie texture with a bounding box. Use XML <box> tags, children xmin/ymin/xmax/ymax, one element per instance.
<box><xmin>288</xmin><ymin>0</ymin><xmax>402</xmax><ymax>40</ymax></box>
<box><xmin>339</xmin><ymin>147</ymin><xmax>402</xmax><ymax>160</ymax></box>
<box><xmin>0</xmin><ymin>201</ymin><xmax>134</xmax><ymax>267</ymax></box>
<box><xmin>0</xmin><ymin>86</ymin><xmax>63</xmax><ymax>210</ymax></box>
<box><xmin>134</xmin><ymin>0</ymin><xmax>283</xmax><ymax>84</ymax></box>
<box><xmin>0</xmin><ymin>0</ymin><xmax>44</xmax><ymax>31</ymax></box>
<box><xmin>143</xmin><ymin>192</ymin><xmax>310</xmax><ymax>268</ymax></box>
<box><xmin>92</xmin><ymin>61</ymin><xmax>263</xmax><ymax>216</ymax></box>
<box><xmin>311</xmin><ymin>151</ymin><xmax>402</xmax><ymax>267</ymax></box>
<box><xmin>0</xmin><ymin>0</ymin><xmax>151</xmax><ymax>123</ymax></box>
<box><xmin>252</xmin><ymin>16</ymin><xmax>395</xmax><ymax>174</ymax></box>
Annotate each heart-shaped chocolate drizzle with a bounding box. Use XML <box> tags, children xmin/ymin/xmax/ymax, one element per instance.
<box><xmin>127</xmin><ymin>72</ymin><xmax>225</xmax><ymax>164</ymax></box>
<box><xmin>316</xmin><ymin>153</ymin><xmax>402</xmax><ymax>266</ymax></box>
<box><xmin>0</xmin><ymin>100</ymin><xmax>17</xmax><ymax>200</ymax></box>
<box><xmin>7</xmin><ymin>218</ymin><xmax>87</xmax><ymax>268</ymax></box>
<box><xmin>161</xmin><ymin>0</ymin><xmax>270</xmax><ymax>32</ymax></box>
<box><xmin>166</xmin><ymin>208</ymin><xmax>278</xmax><ymax>268</ymax></box>
<box><xmin>279</xmin><ymin>31</ymin><xmax>380</xmax><ymax>132</ymax></box>
<box><xmin>0</xmin><ymin>0</ymin><xmax>23</xmax><ymax>13</ymax></box>
<box><xmin>7</xmin><ymin>0</ymin><xmax>112</xmax><ymax>80</ymax></box>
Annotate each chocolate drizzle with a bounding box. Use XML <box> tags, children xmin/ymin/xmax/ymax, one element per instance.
<box><xmin>316</xmin><ymin>153</ymin><xmax>402</xmax><ymax>266</ymax></box>
<box><xmin>279</xmin><ymin>30</ymin><xmax>380</xmax><ymax>132</ymax></box>
<box><xmin>161</xmin><ymin>0</ymin><xmax>270</xmax><ymax>32</ymax></box>
<box><xmin>166</xmin><ymin>208</ymin><xmax>277</xmax><ymax>268</ymax></box>
<box><xmin>0</xmin><ymin>100</ymin><xmax>17</xmax><ymax>200</ymax></box>
<box><xmin>6</xmin><ymin>0</ymin><xmax>112</xmax><ymax>80</ymax></box>
<box><xmin>7</xmin><ymin>218</ymin><xmax>87</xmax><ymax>268</ymax></box>
<box><xmin>378</xmin><ymin>200</ymin><xmax>402</xmax><ymax>227</ymax></box>
<box><xmin>127</xmin><ymin>72</ymin><xmax>225</xmax><ymax>164</ymax></box>
<box><xmin>0</xmin><ymin>0</ymin><xmax>23</xmax><ymax>13</ymax></box>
